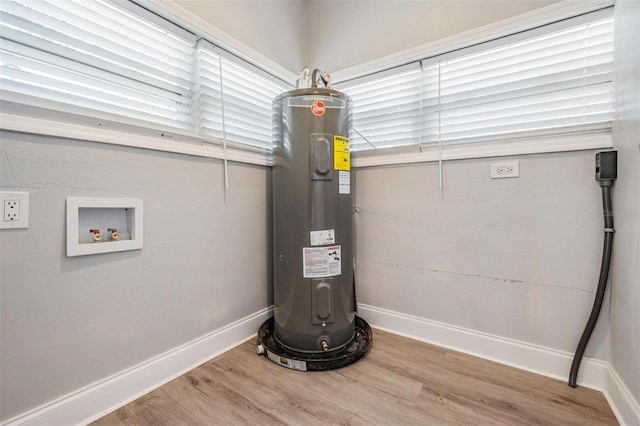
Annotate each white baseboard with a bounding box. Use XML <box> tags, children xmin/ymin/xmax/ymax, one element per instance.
<box><xmin>2</xmin><ymin>307</ymin><xmax>272</xmax><ymax>426</ymax></box>
<box><xmin>359</xmin><ymin>304</ymin><xmax>640</xmax><ymax>425</ymax></box>
<box><xmin>604</xmin><ymin>366</ymin><xmax>640</xmax><ymax>426</ymax></box>
<box><xmin>5</xmin><ymin>304</ymin><xmax>637</xmax><ymax>426</ymax></box>
<box><xmin>358</xmin><ymin>304</ymin><xmax>607</xmax><ymax>390</ymax></box>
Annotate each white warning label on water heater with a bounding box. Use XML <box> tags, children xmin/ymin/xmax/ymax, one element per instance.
<box><xmin>310</xmin><ymin>229</ymin><xmax>335</xmax><ymax>246</ymax></box>
<box><xmin>339</xmin><ymin>171</ymin><xmax>350</xmax><ymax>194</ymax></box>
<box><xmin>303</xmin><ymin>246</ymin><xmax>341</xmax><ymax>278</ymax></box>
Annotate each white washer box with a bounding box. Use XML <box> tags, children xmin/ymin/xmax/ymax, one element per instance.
<box><xmin>66</xmin><ymin>197</ymin><xmax>143</xmax><ymax>257</ymax></box>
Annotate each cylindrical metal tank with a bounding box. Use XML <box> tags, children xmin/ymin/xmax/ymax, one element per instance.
<box><xmin>272</xmin><ymin>87</ymin><xmax>354</xmax><ymax>353</ymax></box>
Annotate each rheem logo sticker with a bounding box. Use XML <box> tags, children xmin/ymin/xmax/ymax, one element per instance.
<box><xmin>311</xmin><ymin>101</ymin><xmax>326</xmax><ymax>116</ymax></box>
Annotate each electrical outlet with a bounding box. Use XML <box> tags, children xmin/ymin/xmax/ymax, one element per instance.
<box><xmin>491</xmin><ymin>161</ymin><xmax>519</xmax><ymax>179</ymax></box>
<box><xmin>0</xmin><ymin>192</ymin><xmax>29</xmax><ymax>229</ymax></box>
<box><xmin>4</xmin><ymin>200</ymin><xmax>20</xmax><ymax>221</ymax></box>
<box><xmin>496</xmin><ymin>165</ymin><xmax>513</xmax><ymax>175</ymax></box>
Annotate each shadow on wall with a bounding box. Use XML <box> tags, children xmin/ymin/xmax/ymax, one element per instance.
<box><xmin>265</xmin><ymin>167</ymin><xmax>274</xmax><ymax>307</ymax></box>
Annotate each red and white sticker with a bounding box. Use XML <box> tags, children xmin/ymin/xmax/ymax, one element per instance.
<box><xmin>303</xmin><ymin>245</ymin><xmax>341</xmax><ymax>278</ymax></box>
<box><xmin>311</xmin><ymin>101</ymin><xmax>326</xmax><ymax>116</ymax></box>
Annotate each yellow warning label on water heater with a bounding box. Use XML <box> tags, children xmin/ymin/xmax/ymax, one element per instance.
<box><xmin>334</xmin><ymin>135</ymin><xmax>350</xmax><ymax>171</ymax></box>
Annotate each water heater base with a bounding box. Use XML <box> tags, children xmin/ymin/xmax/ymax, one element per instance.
<box><xmin>256</xmin><ymin>316</ymin><xmax>372</xmax><ymax>371</ymax></box>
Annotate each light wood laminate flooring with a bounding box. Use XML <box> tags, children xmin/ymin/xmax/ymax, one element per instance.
<box><xmin>93</xmin><ymin>329</ymin><xmax>617</xmax><ymax>425</ymax></box>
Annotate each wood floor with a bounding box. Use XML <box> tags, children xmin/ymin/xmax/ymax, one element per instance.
<box><xmin>93</xmin><ymin>329</ymin><xmax>617</xmax><ymax>425</ymax></box>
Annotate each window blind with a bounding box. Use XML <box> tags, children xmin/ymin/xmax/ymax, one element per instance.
<box><xmin>0</xmin><ymin>0</ymin><xmax>196</xmax><ymax>130</ymax></box>
<box><xmin>423</xmin><ymin>15</ymin><xmax>614</xmax><ymax>145</ymax></box>
<box><xmin>1</xmin><ymin>0</ymin><xmax>291</xmax><ymax>151</ymax></box>
<box><xmin>336</xmin><ymin>63</ymin><xmax>422</xmax><ymax>151</ymax></box>
<box><xmin>337</xmin><ymin>9</ymin><xmax>615</xmax><ymax>152</ymax></box>
<box><xmin>195</xmin><ymin>41</ymin><xmax>288</xmax><ymax>150</ymax></box>
<box><xmin>219</xmin><ymin>57</ymin><xmax>287</xmax><ymax>150</ymax></box>
<box><xmin>194</xmin><ymin>40</ymin><xmax>223</xmax><ymax>140</ymax></box>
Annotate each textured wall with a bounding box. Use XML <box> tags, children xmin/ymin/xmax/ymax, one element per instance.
<box><xmin>0</xmin><ymin>133</ymin><xmax>272</xmax><ymax>420</ymax></box>
<box><xmin>611</xmin><ymin>0</ymin><xmax>640</xmax><ymax>405</ymax></box>
<box><xmin>173</xmin><ymin>0</ymin><xmax>561</xmax><ymax>74</ymax></box>
<box><xmin>173</xmin><ymin>0</ymin><xmax>307</xmax><ymax>73</ymax></box>
<box><xmin>353</xmin><ymin>151</ymin><xmax>610</xmax><ymax>358</ymax></box>
<box><xmin>307</xmin><ymin>0</ymin><xmax>561</xmax><ymax>72</ymax></box>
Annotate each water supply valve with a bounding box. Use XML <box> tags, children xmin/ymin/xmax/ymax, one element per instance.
<box><xmin>108</xmin><ymin>228</ymin><xmax>120</xmax><ymax>241</ymax></box>
<box><xmin>89</xmin><ymin>228</ymin><xmax>102</xmax><ymax>242</ymax></box>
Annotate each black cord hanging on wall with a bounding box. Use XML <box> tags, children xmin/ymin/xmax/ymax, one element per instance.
<box><xmin>568</xmin><ymin>150</ymin><xmax>617</xmax><ymax>387</ymax></box>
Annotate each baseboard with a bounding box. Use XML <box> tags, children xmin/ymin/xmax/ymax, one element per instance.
<box><xmin>6</xmin><ymin>304</ymin><xmax>636</xmax><ymax>426</ymax></box>
<box><xmin>358</xmin><ymin>304</ymin><xmax>607</xmax><ymax>390</ymax></box>
<box><xmin>2</xmin><ymin>307</ymin><xmax>272</xmax><ymax>426</ymax></box>
<box><xmin>358</xmin><ymin>304</ymin><xmax>640</xmax><ymax>425</ymax></box>
<box><xmin>604</xmin><ymin>365</ymin><xmax>640</xmax><ymax>426</ymax></box>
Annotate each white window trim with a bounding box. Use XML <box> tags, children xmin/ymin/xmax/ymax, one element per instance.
<box><xmin>352</xmin><ymin>131</ymin><xmax>612</xmax><ymax>168</ymax></box>
<box><xmin>0</xmin><ymin>92</ymin><xmax>272</xmax><ymax>166</ymax></box>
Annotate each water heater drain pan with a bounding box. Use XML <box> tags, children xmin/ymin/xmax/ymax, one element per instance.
<box><xmin>257</xmin><ymin>315</ymin><xmax>372</xmax><ymax>371</ymax></box>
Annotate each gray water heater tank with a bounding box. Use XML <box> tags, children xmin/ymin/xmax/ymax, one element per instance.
<box><xmin>271</xmin><ymin>87</ymin><xmax>355</xmax><ymax>353</ymax></box>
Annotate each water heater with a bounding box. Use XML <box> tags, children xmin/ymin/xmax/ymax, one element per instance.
<box><xmin>257</xmin><ymin>68</ymin><xmax>371</xmax><ymax>371</ymax></box>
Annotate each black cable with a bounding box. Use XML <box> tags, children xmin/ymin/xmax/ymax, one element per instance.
<box><xmin>568</xmin><ymin>181</ymin><xmax>615</xmax><ymax>387</ymax></box>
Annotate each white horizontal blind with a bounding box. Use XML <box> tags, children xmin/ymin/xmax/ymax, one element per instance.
<box><xmin>336</xmin><ymin>63</ymin><xmax>422</xmax><ymax>151</ymax></box>
<box><xmin>0</xmin><ymin>0</ymin><xmax>196</xmax><ymax>129</ymax></box>
<box><xmin>337</xmin><ymin>10</ymin><xmax>615</xmax><ymax>152</ymax></box>
<box><xmin>194</xmin><ymin>40</ymin><xmax>223</xmax><ymax>140</ymax></box>
<box><xmin>195</xmin><ymin>41</ymin><xmax>288</xmax><ymax>150</ymax></box>
<box><xmin>424</xmin><ymin>15</ymin><xmax>615</xmax><ymax>145</ymax></box>
<box><xmin>220</xmin><ymin>58</ymin><xmax>287</xmax><ymax>149</ymax></box>
<box><xmin>1</xmin><ymin>0</ymin><xmax>291</xmax><ymax>151</ymax></box>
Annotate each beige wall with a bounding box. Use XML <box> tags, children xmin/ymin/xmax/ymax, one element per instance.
<box><xmin>0</xmin><ymin>133</ymin><xmax>272</xmax><ymax>420</ymax></box>
<box><xmin>173</xmin><ymin>0</ymin><xmax>307</xmax><ymax>73</ymax></box>
<box><xmin>172</xmin><ymin>0</ymin><xmax>564</xmax><ymax>74</ymax></box>
<box><xmin>307</xmin><ymin>0</ymin><xmax>562</xmax><ymax>72</ymax></box>
<box><xmin>611</xmin><ymin>0</ymin><xmax>640</xmax><ymax>407</ymax></box>
<box><xmin>353</xmin><ymin>151</ymin><xmax>610</xmax><ymax>359</ymax></box>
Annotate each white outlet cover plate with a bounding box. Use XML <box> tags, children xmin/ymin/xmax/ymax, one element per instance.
<box><xmin>0</xmin><ymin>191</ymin><xmax>29</xmax><ymax>229</ymax></box>
<box><xmin>491</xmin><ymin>161</ymin><xmax>520</xmax><ymax>179</ymax></box>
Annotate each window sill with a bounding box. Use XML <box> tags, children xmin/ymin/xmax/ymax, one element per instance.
<box><xmin>351</xmin><ymin>132</ymin><xmax>613</xmax><ymax>168</ymax></box>
<box><xmin>1</xmin><ymin>94</ymin><xmax>612</xmax><ymax>169</ymax></box>
<box><xmin>0</xmin><ymin>93</ymin><xmax>271</xmax><ymax>167</ymax></box>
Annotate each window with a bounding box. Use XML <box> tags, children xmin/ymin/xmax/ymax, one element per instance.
<box><xmin>0</xmin><ymin>0</ymin><xmax>196</xmax><ymax>129</ymax></box>
<box><xmin>336</xmin><ymin>8</ymin><xmax>615</xmax><ymax>154</ymax></box>
<box><xmin>338</xmin><ymin>63</ymin><xmax>423</xmax><ymax>151</ymax></box>
<box><xmin>0</xmin><ymin>1</ymin><xmax>614</xmax><ymax>161</ymax></box>
<box><xmin>195</xmin><ymin>40</ymin><xmax>288</xmax><ymax>150</ymax></box>
<box><xmin>0</xmin><ymin>0</ymin><xmax>290</xmax><ymax>151</ymax></box>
